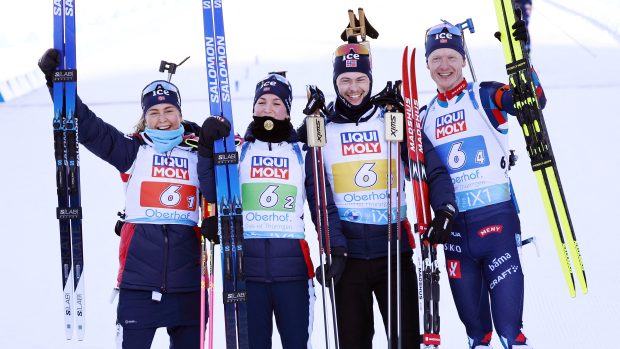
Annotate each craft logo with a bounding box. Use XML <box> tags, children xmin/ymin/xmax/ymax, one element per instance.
<box><xmin>447</xmin><ymin>260</ymin><xmax>461</xmax><ymax>279</ymax></box>
<box><xmin>478</xmin><ymin>225</ymin><xmax>504</xmax><ymax>238</ymax></box>
<box><xmin>251</xmin><ymin>156</ymin><xmax>289</xmax><ymax>179</ymax></box>
<box><xmin>152</xmin><ymin>155</ymin><xmax>189</xmax><ymax>180</ymax></box>
<box><xmin>340</xmin><ymin>130</ymin><xmax>381</xmax><ymax>155</ymax></box>
<box><xmin>436</xmin><ymin>109</ymin><xmax>466</xmax><ymax>139</ymax></box>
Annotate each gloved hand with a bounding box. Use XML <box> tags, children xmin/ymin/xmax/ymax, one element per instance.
<box><xmin>370</xmin><ymin>80</ymin><xmax>404</xmax><ymax>113</ymax></box>
<box><xmin>315</xmin><ymin>247</ymin><xmax>347</xmax><ymax>287</ymax></box>
<box><xmin>198</xmin><ymin>116</ymin><xmax>231</xmax><ymax>158</ymax></box>
<box><xmin>424</xmin><ymin>209</ymin><xmax>455</xmax><ymax>244</ymax></box>
<box><xmin>200</xmin><ymin>216</ymin><xmax>220</xmax><ymax>244</ymax></box>
<box><xmin>493</xmin><ymin>8</ymin><xmax>529</xmax><ymax>43</ymax></box>
<box><xmin>38</xmin><ymin>48</ymin><xmax>61</xmax><ymax>88</ymax></box>
<box><xmin>303</xmin><ymin>85</ymin><xmax>326</xmax><ymax>116</ymax></box>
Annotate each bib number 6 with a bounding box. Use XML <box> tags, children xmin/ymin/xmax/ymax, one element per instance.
<box><xmin>448</xmin><ymin>142</ymin><xmax>466</xmax><ymax>170</ymax></box>
<box><xmin>259</xmin><ymin>185</ymin><xmax>296</xmax><ymax>209</ymax></box>
<box><xmin>355</xmin><ymin>163</ymin><xmax>378</xmax><ymax>188</ymax></box>
<box><xmin>160</xmin><ymin>185</ymin><xmax>182</xmax><ymax>207</ymax></box>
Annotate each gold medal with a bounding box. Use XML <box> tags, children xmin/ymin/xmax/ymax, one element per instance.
<box><xmin>264</xmin><ymin>119</ymin><xmax>274</xmax><ymax>131</ymax></box>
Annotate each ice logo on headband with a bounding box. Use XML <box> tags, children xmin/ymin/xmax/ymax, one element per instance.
<box><xmin>340</xmin><ymin>52</ymin><xmax>360</xmax><ymax>68</ymax></box>
<box><xmin>259</xmin><ymin>80</ymin><xmax>277</xmax><ymax>89</ymax></box>
<box><xmin>151</xmin><ymin>86</ymin><xmax>171</xmax><ymax>97</ymax></box>
<box><xmin>433</xmin><ymin>32</ymin><xmax>454</xmax><ymax>44</ymax></box>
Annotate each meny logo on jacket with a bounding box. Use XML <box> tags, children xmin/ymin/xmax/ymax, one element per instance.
<box><xmin>340</xmin><ymin>130</ymin><xmax>381</xmax><ymax>156</ymax></box>
<box><xmin>251</xmin><ymin>156</ymin><xmax>289</xmax><ymax>179</ymax></box>
<box><xmin>436</xmin><ymin>109</ymin><xmax>467</xmax><ymax>139</ymax></box>
<box><xmin>478</xmin><ymin>225</ymin><xmax>504</xmax><ymax>238</ymax></box>
<box><xmin>152</xmin><ymin>155</ymin><xmax>189</xmax><ymax>180</ymax></box>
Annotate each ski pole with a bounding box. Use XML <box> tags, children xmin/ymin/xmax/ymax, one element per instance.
<box><xmin>445</xmin><ymin>18</ymin><xmax>477</xmax><ymax>82</ymax></box>
<box><xmin>305</xmin><ymin>90</ymin><xmax>333</xmax><ymax>349</ymax></box>
<box><xmin>384</xmin><ymin>99</ymin><xmax>404</xmax><ymax>348</ymax></box>
<box><xmin>200</xmin><ymin>237</ymin><xmax>207</xmax><ymax>349</ymax></box>
<box><xmin>208</xmin><ymin>241</ymin><xmax>215</xmax><ymax>349</ymax></box>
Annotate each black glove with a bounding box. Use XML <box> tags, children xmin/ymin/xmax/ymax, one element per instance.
<box><xmin>370</xmin><ymin>80</ymin><xmax>404</xmax><ymax>113</ymax></box>
<box><xmin>494</xmin><ymin>8</ymin><xmax>528</xmax><ymax>43</ymax></box>
<box><xmin>303</xmin><ymin>85</ymin><xmax>326</xmax><ymax>116</ymax></box>
<box><xmin>315</xmin><ymin>247</ymin><xmax>347</xmax><ymax>287</ymax></box>
<box><xmin>198</xmin><ymin>116</ymin><xmax>231</xmax><ymax>158</ymax></box>
<box><xmin>200</xmin><ymin>216</ymin><xmax>220</xmax><ymax>244</ymax></box>
<box><xmin>38</xmin><ymin>48</ymin><xmax>61</xmax><ymax>88</ymax></box>
<box><xmin>424</xmin><ymin>209</ymin><xmax>455</xmax><ymax>244</ymax></box>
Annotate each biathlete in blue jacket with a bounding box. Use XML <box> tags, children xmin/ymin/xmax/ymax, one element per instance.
<box><xmin>420</xmin><ymin>18</ymin><xmax>541</xmax><ymax>349</ymax></box>
<box><xmin>300</xmin><ymin>42</ymin><xmax>457</xmax><ymax>349</ymax></box>
<box><xmin>39</xmin><ymin>49</ymin><xmax>208</xmax><ymax>349</ymax></box>
<box><xmin>197</xmin><ymin>73</ymin><xmax>347</xmax><ymax>349</ymax></box>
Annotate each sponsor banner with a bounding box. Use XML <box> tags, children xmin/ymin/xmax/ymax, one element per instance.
<box><xmin>478</xmin><ymin>225</ymin><xmax>504</xmax><ymax>238</ymax></box>
<box><xmin>241</xmin><ymin>183</ymin><xmax>297</xmax><ymax>212</ymax></box>
<box><xmin>338</xmin><ymin>206</ymin><xmax>406</xmax><ymax>225</ymax></box>
<box><xmin>332</xmin><ymin>159</ymin><xmax>393</xmax><ymax>193</ymax></box>
<box><xmin>151</xmin><ymin>155</ymin><xmax>190</xmax><ymax>180</ymax></box>
<box><xmin>244</xmin><ymin>230</ymin><xmax>305</xmax><ymax>240</ymax></box>
<box><xmin>250</xmin><ymin>156</ymin><xmax>290</xmax><ymax>180</ymax></box>
<box><xmin>435</xmin><ymin>135</ymin><xmax>489</xmax><ymax>174</ymax></box>
<box><xmin>489</xmin><ymin>265</ymin><xmax>520</xmax><ymax>289</ymax></box>
<box><xmin>455</xmin><ymin>183</ymin><xmax>511</xmax><ymax>212</ymax></box>
<box><xmin>435</xmin><ymin>109</ymin><xmax>467</xmax><ymax>139</ymax></box>
<box><xmin>140</xmin><ymin>182</ymin><xmax>198</xmax><ymax>211</ymax></box>
<box><xmin>340</xmin><ymin>130</ymin><xmax>381</xmax><ymax>156</ymax></box>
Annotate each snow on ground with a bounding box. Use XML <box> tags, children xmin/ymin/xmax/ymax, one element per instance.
<box><xmin>1</xmin><ymin>1</ymin><xmax>620</xmax><ymax>348</ymax></box>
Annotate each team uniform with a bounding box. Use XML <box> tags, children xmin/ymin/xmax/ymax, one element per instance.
<box><xmin>304</xmin><ymin>102</ymin><xmax>456</xmax><ymax>349</ymax></box>
<box><xmin>421</xmin><ymin>78</ymin><xmax>545</xmax><ymax>349</ymax></box>
<box><xmin>198</xmin><ymin>73</ymin><xmax>346</xmax><ymax>349</ymax></box>
<box><xmin>69</xmin><ymin>96</ymin><xmax>206</xmax><ymax>349</ymax></box>
<box><xmin>199</xmin><ymin>131</ymin><xmax>342</xmax><ymax>349</ymax></box>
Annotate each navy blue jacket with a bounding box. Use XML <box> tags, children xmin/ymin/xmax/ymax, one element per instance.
<box><xmin>71</xmin><ymin>96</ymin><xmax>202</xmax><ymax>293</ymax></box>
<box><xmin>304</xmin><ymin>102</ymin><xmax>457</xmax><ymax>260</ymax></box>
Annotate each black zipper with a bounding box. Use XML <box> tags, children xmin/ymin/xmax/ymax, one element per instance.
<box><xmin>161</xmin><ymin>224</ymin><xmax>169</xmax><ymax>293</ymax></box>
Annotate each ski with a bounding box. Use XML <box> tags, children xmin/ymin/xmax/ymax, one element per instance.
<box><xmin>52</xmin><ymin>0</ymin><xmax>85</xmax><ymax>340</ymax></box>
<box><xmin>200</xmin><ymin>1</ymin><xmax>249</xmax><ymax>348</ymax></box>
<box><xmin>402</xmin><ymin>47</ymin><xmax>441</xmax><ymax>348</ymax></box>
<box><xmin>494</xmin><ymin>0</ymin><xmax>587</xmax><ymax>297</ymax></box>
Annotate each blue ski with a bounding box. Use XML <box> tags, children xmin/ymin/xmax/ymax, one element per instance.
<box><xmin>200</xmin><ymin>1</ymin><xmax>249</xmax><ymax>348</ymax></box>
<box><xmin>52</xmin><ymin>0</ymin><xmax>85</xmax><ymax>340</ymax></box>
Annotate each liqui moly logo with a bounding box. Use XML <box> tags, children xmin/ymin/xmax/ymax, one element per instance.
<box><xmin>152</xmin><ymin>155</ymin><xmax>189</xmax><ymax>180</ymax></box>
<box><xmin>435</xmin><ymin>109</ymin><xmax>466</xmax><ymax>139</ymax></box>
<box><xmin>250</xmin><ymin>156</ymin><xmax>289</xmax><ymax>179</ymax></box>
<box><xmin>478</xmin><ymin>225</ymin><xmax>504</xmax><ymax>238</ymax></box>
<box><xmin>447</xmin><ymin>260</ymin><xmax>461</xmax><ymax>279</ymax></box>
<box><xmin>340</xmin><ymin>130</ymin><xmax>381</xmax><ymax>156</ymax></box>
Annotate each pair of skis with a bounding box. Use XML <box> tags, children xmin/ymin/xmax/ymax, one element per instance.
<box><xmin>52</xmin><ymin>0</ymin><xmax>85</xmax><ymax>341</ymax></box>
<box><xmin>401</xmin><ymin>48</ymin><xmax>441</xmax><ymax>348</ymax></box>
<box><xmin>494</xmin><ymin>0</ymin><xmax>587</xmax><ymax>297</ymax></box>
<box><xmin>200</xmin><ymin>1</ymin><xmax>249</xmax><ymax>348</ymax></box>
